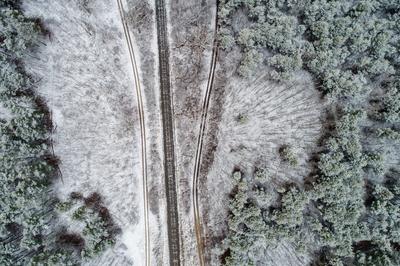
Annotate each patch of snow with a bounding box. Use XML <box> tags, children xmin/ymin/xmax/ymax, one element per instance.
<box><xmin>0</xmin><ymin>102</ymin><xmax>14</xmax><ymax>121</ymax></box>
<box><xmin>121</xmin><ymin>225</ymin><xmax>145</xmax><ymax>264</ymax></box>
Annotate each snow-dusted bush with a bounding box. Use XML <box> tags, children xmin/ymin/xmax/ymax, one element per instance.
<box><xmin>54</xmin><ymin>192</ymin><xmax>119</xmax><ymax>261</ymax></box>
<box><xmin>268</xmin><ymin>53</ymin><xmax>302</xmax><ymax>81</ymax></box>
<box><xmin>221</xmin><ymin>171</ymin><xmax>309</xmax><ymax>265</ymax></box>
<box><xmin>376</xmin><ymin>128</ymin><xmax>400</xmax><ymax>142</ymax></box>
<box><xmin>0</xmin><ymin>7</ymin><xmax>40</xmax><ymax>57</ymax></box>
<box><xmin>126</xmin><ymin>1</ymin><xmax>153</xmax><ymax>32</ymax></box>
<box><xmin>235</xmin><ymin>113</ymin><xmax>248</xmax><ymax>124</ymax></box>
<box><xmin>222</xmin><ymin>176</ymin><xmax>265</xmax><ymax>265</ymax></box>
<box><xmin>30</xmin><ymin>250</ymin><xmax>76</xmax><ymax>266</ymax></box>
<box><xmin>279</xmin><ymin>145</ymin><xmax>298</xmax><ymax>167</ymax></box>
<box><xmin>321</xmin><ymin>70</ymin><xmax>368</xmax><ymax>99</ymax></box>
<box><xmin>375</xmin><ymin>80</ymin><xmax>400</xmax><ymax>123</ymax></box>
<box><xmin>253</xmin><ymin>168</ymin><xmax>270</xmax><ymax>183</ymax></box>
<box><xmin>237</xmin><ymin>48</ymin><xmax>262</xmax><ymax>77</ymax></box>
<box><xmin>219</xmin><ymin>28</ymin><xmax>235</xmax><ymax>50</ymax></box>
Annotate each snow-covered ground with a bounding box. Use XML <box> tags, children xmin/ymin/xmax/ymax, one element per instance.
<box><xmin>124</xmin><ymin>0</ymin><xmax>170</xmax><ymax>264</ymax></box>
<box><xmin>20</xmin><ymin>0</ymin><xmax>327</xmax><ymax>265</ymax></box>
<box><xmin>167</xmin><ymin>0</ymin><xmax>216</xmax><ymax>264</ymax></box>
<box><xmin>22</xmin><ymin>0</ymin><xmax>148</xmax><ymax>264</ymax></box>
<box><xmin>202</xmin><ymin>66</ymin><xmax>325</xmax><ymax>264</ymax></box>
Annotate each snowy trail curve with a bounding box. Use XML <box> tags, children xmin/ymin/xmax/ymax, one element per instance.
<box><xmin>117</xmin><ymin>1</ymin><xmax>150</xmax><ymax>265</ymax></box>
<box><xmin>192</xmin><ymin>6</ymin><xmax>219</xmax><ymax>266</ymax></box>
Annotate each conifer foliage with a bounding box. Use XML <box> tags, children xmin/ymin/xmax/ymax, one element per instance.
<box><xmin>219</xmin><ymin>0</ymin><xmax>399</xmax><ymax>97</ymax></box>
<box><xmin>0</xmin><ymin>2</ymin><xmax>118</xmax><ymax>264</ymax></box>
<box><xmin>219</xmin><ymin>0</ymin><xmax>400</xmax><ymax>265</ymax></box>
<box><xmin>0</xmin><ymin>1</ymin><xmax>57</xmax><ymax>263</ymax></box>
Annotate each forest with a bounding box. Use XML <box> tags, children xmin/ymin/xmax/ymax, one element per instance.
<box><xmin>218</xmin><ymin>0</ymin><xmax>400</xmax><ymax>265</ymax></box>
<box><xmin>1</xmin><ymin>0</ymin><xmax>400</xmax><ymax>265</ymax></box>
<box><xmin>0</xmin><ymin>1</ymin><xmax>117</xmax><ymax>264</ymax></box>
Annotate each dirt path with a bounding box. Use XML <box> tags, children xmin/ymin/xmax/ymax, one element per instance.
<box><xmin>117</xmin><ymin>1</ymin><xmax>150</xmax><ymax>265</ymax></box>
<box><xmin>192</xmin><ymin>9</ymin><xmax>219</xmax><ymax>265</ymax></box>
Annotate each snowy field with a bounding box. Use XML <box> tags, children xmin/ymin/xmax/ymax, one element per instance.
<box><xmin>202</xmin><ymin>65</ymin><xmax>325</xmax><ymax>264</ymax></box>
<box><xmin>22</xmin><ymin>0</ymin><xmax>149</xmax><ymax>264</ymax></box>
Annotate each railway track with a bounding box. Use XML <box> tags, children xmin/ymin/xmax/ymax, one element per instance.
<box><xmin>117</xmin><ymin>1</ymin><xmax>150</xmax><ymax>265</ymax></box>
<box><xmin>155</xmin><ymin>0</ymin><xmax>181</xmax><ymax>265</ymax></box>
<box><xmin>192</xmin><ymin>5</ymin><xmax>219</xmax><ymax>266</ymax></box>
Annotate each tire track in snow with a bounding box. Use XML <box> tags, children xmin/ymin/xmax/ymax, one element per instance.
<box><xmin>192</xmin><ymin>5</ymin><xmax>219</xmax><ymax>265</ymax></box>
<box><xmin>117</xmin><ymin>1</ymin><xmax>150</xmax><ymax>265</ymax></box>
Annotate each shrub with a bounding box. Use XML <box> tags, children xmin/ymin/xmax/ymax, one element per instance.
<box><xmin>72</xmin><ymin>206</ymin><xmax>87</xmax><ymax>221</ymax></box>
<box><xmin>237</xmin><ymin>28</ymin><xmax>256</xmax><ymax>48</ymax></box>
<box><xmin>272</xmin><ymin>186</ymin><xmax>309</xmax><ymax>226</ymax></box>
<box><xmin>235</xmin><ymin>113</ymin><xmax>248</xmax><ymax>124</ymax></box>
<box><xmin>126</xmin><ymin>1</ymin><xmax>153</xmax><ymax>32</ymax></box>
<box><xmin>279</xmin><ymin>145</ymin><xmax>298</xmax><ymax>166</ymax></box>
<box><xmin>30</xmin><ymin>250</ymin><xmax>76</xmax><ymax>266</ymax></box>
<box><xmin>223</xmin><ymin>174</ymin><xmax>266</xmax><ymax>265</ymax></box>
<box><xmin>268</xmin><ymin>53</ymin><xmax>302</xmax><ymax>81</ymax></box>
<box><xmin>253</xmin><ymin>168</ymin><xmax>270</xmax><ymax>183</ymax></box>
<box><xmin>55</xmin><ymin>201</ymin><xmax>73</xmax><ymax>212</ymax></box>
<box><xmin>363</xmin><ymin>152</ymin><xmax>385</xmax><ymax>175</ymax></box>
<box><xmin>81</xmin><ymin>210</ymin><xmax>114</xmax><ymax>258</ymax></box>
<box><xmin>237</xmin><ymin>49</ymin><xmax>262</xmax><ymax>77</ymax></box>
<box><xmin>219</xmin><ymin>28</ymin><xmax>235</xmax><ymax>50</ymax></box>
<box><xmin>375</xmin><ymin>80</ymin><xmax>400</xmax><ymax>123</ymax></box>
<box><xmin>0</xmin><ymin>8</ymin><xmax>41</xmax><ymax>56</ymax></box>
<box><xmin>322</xmin><ymin>70</ymin><xmax>368</xmax><ymax>98</ymax></box>
<box><xmin>375</xmin><ymin>128</ymin><xmax>400</xmax><ymax>142</ymax></box>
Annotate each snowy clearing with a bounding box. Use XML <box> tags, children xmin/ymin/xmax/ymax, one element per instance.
<box><xmin>23</xmin><ymin>0</ymin><xmax>147</xmax><ymax>264</ymax></box>
<box><xmin>203</xmin><ymin>70</ymin><xmax>325</xmax><ymax>265</ymax></box>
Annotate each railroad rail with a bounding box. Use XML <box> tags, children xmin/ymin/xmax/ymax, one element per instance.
<box><xmin>155</xmin><ymin>0</ymin><xmax>181</xmax><ymax>265</ymax></box>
